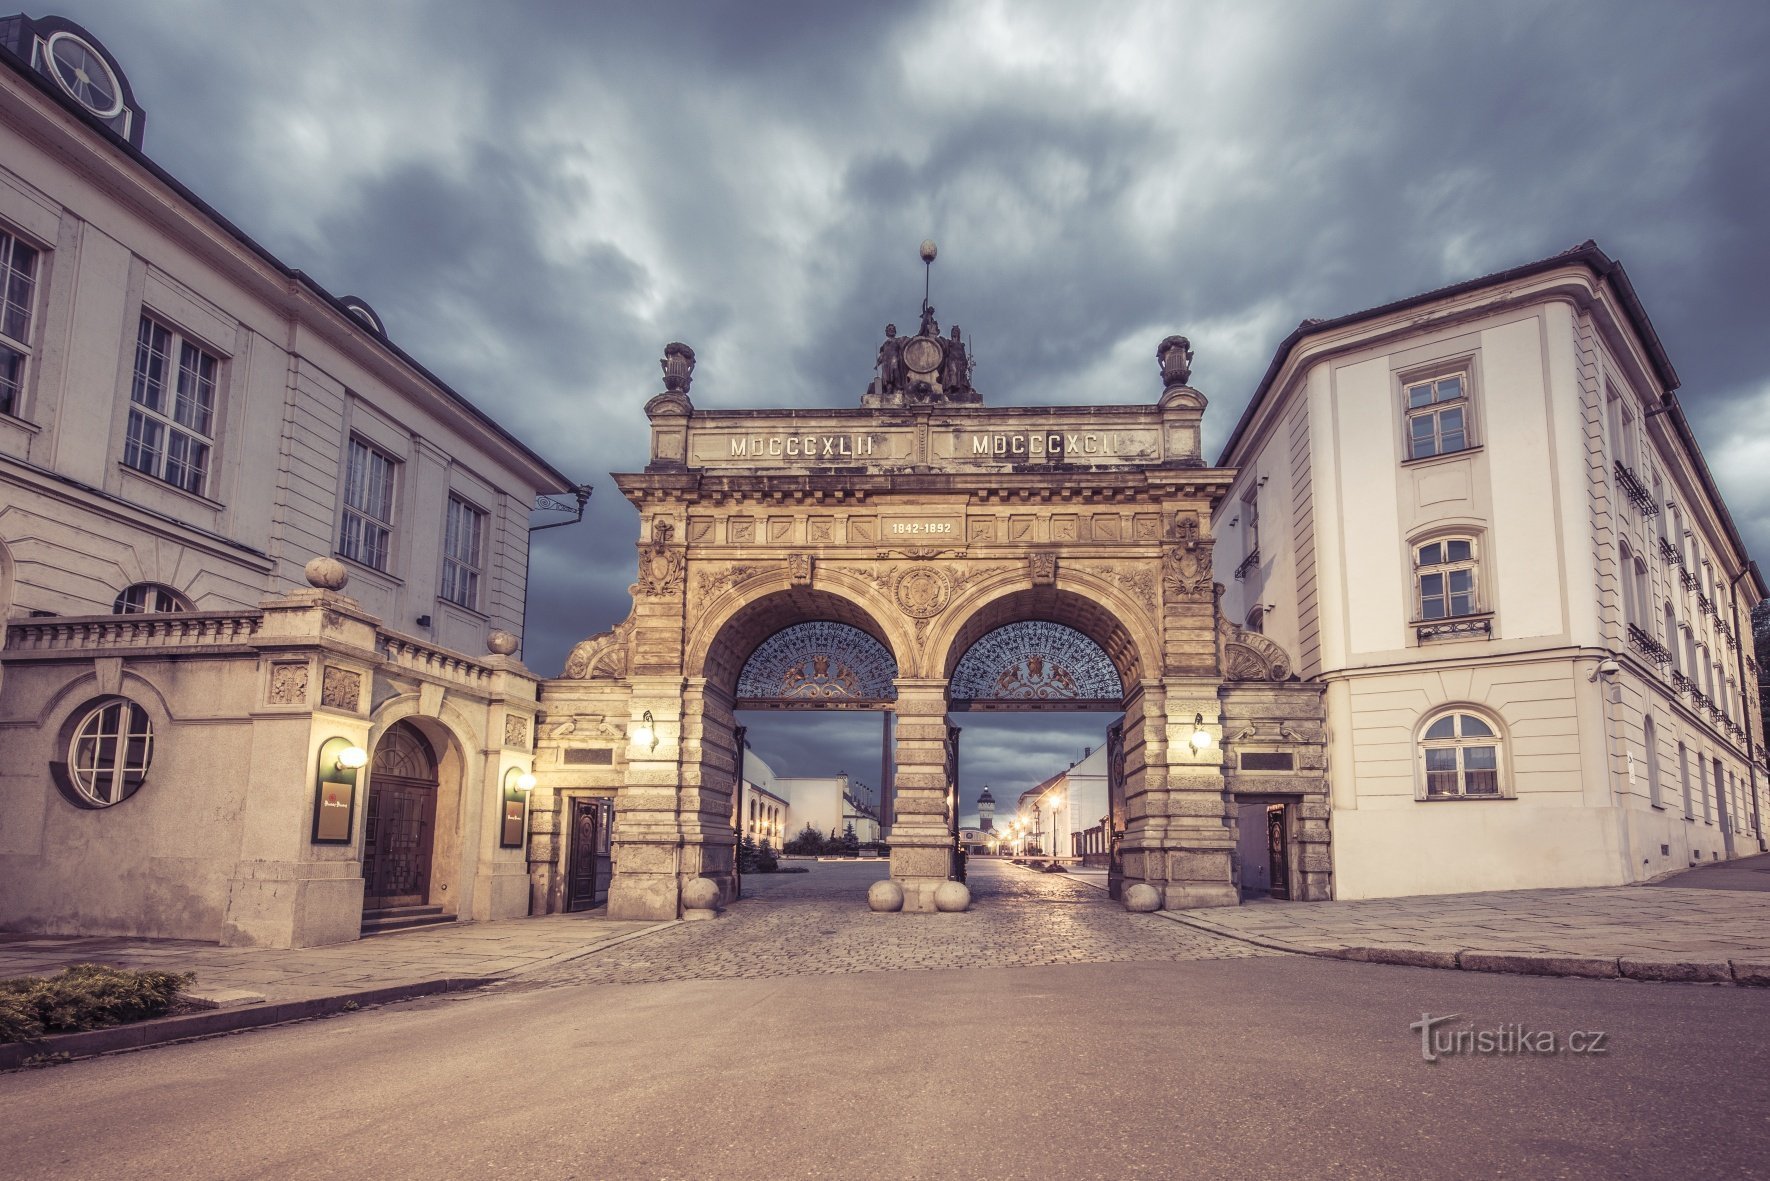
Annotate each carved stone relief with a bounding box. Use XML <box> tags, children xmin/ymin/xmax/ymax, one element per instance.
<box><xmin>321</xmin><ymin>666</ymin><xmax>361</xmax><ymax>711</ymax></box>
<box><xmin>1162</xmin><ymin>512</ymin><xmax>1214</xmax><ymax>600</ymax></box>
<box><xmin>562</xmin><ymin>617</ymin><xmax>634</xmax><ymax>680</ymax></box>
<box><xmin>788</xmin><ymin>553</ymin><xmax>813</xmax><ymax>586</ymax></box>
<box><xmin>505</xmin><ymin>714</ymin><xmax>531</xmax><ymax>749</ymax></box>
<box><xmin>268</xmin><ymin>662</ymin><xmax>308</xmax><ymax>705</ymax></box>
<box><xmin>696</xmin><ymin>564</ymin><xmax>768</xmax><ymax>598</ymax></box>
<box><xmin>1028</xmin><ymin>552</ymin><xmax>1057</xmax><ymax>586</ymax></box>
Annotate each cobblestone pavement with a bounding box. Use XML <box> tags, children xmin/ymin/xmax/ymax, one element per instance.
<box><xmin>529</xmin><ymin>858</ymin><xmax>1278</xmax><ymax>988</ymax></box>
<box><xmin>1173</xmin><ymin>882</ymin><xmax>1770</xmax><ymax>962</ymax></box>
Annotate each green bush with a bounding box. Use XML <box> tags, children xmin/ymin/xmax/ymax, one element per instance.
<box><xmin>0</xmin><ymin>963</ymin><xmax>194</xmax><ymax>1044</ymax></box>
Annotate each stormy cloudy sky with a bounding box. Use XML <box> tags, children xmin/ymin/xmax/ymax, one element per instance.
<box><xmin>55</xmin><ymin>0</ymin><xmax>1770</xmax><ymax>822</ymax></box>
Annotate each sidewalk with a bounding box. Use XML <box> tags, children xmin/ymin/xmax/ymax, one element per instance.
<box><xmin>1167</xmin><ymin>874</ymin><xmax>1770</xmax><ymax>985</ymax></box>
<box><xmin>0</xmin><ymin>912</ymin><xmax>674</xmax><ymax>1066</ymax></box>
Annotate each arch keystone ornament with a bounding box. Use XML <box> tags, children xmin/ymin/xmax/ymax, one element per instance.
<box><xmin>535</xmin><ymin>307</ymin><xmax>1311</xmax><ymax>920</ymax></box>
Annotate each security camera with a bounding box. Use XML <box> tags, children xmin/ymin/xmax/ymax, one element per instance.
<box><xmin>1588</xmin><ymin>658</ymin><xmax>1621</xmax><ymax>682</ymax></box>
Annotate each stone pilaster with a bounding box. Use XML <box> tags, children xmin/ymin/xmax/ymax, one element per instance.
<box><xmin>606</xmin><ymin>677</ymin><xmax>688</xmax><ymax>920</ymax></box>
<box><xmin>887</xmin><ymin>679</ymin><xmax>956</xmax><ymax>912</ymax></box>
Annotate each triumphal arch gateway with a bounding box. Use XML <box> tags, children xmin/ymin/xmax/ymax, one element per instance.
<box><xmin>533</xmin><ymin>301</ymin><xmax>1329</xmax><ymax>918</ymax></box>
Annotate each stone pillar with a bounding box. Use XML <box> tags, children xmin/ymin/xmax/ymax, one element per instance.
<box><xmin>606</xmin><ymin>677</ymin><xmax>688</xmax><ymax>920</ymax></box>
<box><xmin>678</xmin><ymin>679</ymin><xmax>739</xmax><ymax>902</ymax></box>
<box><xmin>222</xmin><ymin>587</ymin><xmax>380</xmax><ymax>948</ymax></box>
<box><xmin>887</xmin><ymin>679</ymin><xmax>956</xmax><ymax>912</ymax></box>
<box><xmin>1155</xmin><ymin>680</ymin><xmax>1237</xmax><ymax>908</ymax></box>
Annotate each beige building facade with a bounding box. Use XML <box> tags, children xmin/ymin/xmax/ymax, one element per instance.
<box><xmin>0</xmin><ymin>15</ymin><xmax>578</xmax><ymax>946</ymax></box>
<box><xmin>1215</xmin><ymin>242</ymin><xmax>1766</xmax><ymax>899</ymax></box>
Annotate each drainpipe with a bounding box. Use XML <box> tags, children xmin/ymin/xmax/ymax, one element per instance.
<box><xmin>1728</xmin><ymin>562</ymin><xmax>1764</xmax><ymax>849</ymax></box>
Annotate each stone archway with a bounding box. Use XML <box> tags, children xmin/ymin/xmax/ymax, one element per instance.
<box><xmin>537</xmin><ymin>325</ymin><xmax>1314</xmax><ymax>917</ymax></box>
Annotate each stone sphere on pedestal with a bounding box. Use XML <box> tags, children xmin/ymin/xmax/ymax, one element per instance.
<box><xmin>304</xmin><ymin>556</ymin><xmax>349</xmax><ymax>591</ymax></box>
<box><xmin>933</xmin><ymin>880</ymin><xmax>971</xmax><ymax>912</ymax></box>
<box><xmin>681</xmin><ymin>877</ymin><xmax>720</xmax><ymax>914</ymax></box>
<box><xmin>486</xmin><ymin>630</ymin><xmax>519</xmax><ymax>656</ymax></box>
<box><xmin>1124</xmin><ymin>883</ymin><xmax>1162</xmax><ymax>913</ymax></box>
<box><xmin>867</xmin><ymin>879</ymin><xmax>905</xmax><ymax>912</ymax></box>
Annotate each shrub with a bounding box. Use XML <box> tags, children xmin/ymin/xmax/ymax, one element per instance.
<box><xmin>0</xmin><ymin>963</ymin><xmax>194</xmax><ymax>1044</ymax></box>
<box><xmin>755</xmin><ymin>840</ymin><xmax>779</xmax><ymax>873</ymax></box>
<box><xmin>783</xmin><ymin>823</ymin><xmax>828</xmax><ymax>856</ymax></box>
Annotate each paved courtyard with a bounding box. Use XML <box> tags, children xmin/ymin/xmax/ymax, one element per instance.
<box><xmin>530</xmin><ymin>858</ymin><xmax>1277</xmax><ymax>987</ymax></box>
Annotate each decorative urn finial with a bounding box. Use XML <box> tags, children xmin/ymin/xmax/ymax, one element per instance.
<box><xmin>660</xmin><ymin>342</ymin><xmax>696</xmax><ymax>393</ymax></box>
<box><xmin>1158</xmin><ymin>335</ymin><xmax>1194</xmax><ymax>389</ymax></box>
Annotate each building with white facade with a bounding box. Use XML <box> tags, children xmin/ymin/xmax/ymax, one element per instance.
<box><xmin>1215</xmin><ymin>241</ymin><xmax>1765</xmax><ymax>899</ymax></box>
<box><xmin>0</xmin><ymin>14</ymin><xmax>581</xmax><ymax>945</ymax></box>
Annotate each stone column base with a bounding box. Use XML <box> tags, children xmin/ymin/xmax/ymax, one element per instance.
<box><xmin>1163</xmin><ymin>882</ymin><xmax>1239</xmax><ymax>909</ymax></box>
<box><xmin>890</xmin><ymin>837</ymin><xmax>953</xmax><ymax>914</ymax></box>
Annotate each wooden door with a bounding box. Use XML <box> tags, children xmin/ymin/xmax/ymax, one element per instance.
<box><xmin>363</xmin><ymin>724</ymin><xmax>439</xmax><ymax>910</ymax></box>
<box><xmin>568</xmin><ymin>797</ymin><xmax>613</xmax><ymax>910</ymax></box>
<box><xmin>1266</xmin><ymin>804</ymin><xmax>1291</xmax><ymax>900</ymax></box>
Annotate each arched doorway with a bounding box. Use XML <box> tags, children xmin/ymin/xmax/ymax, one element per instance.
<box><xmin>362</xmin><ymin>721</ymin><xmax>440</xmax><ymax>911</ymax></box>
<box><xmin>940</xmin><ymin>589</ymin><xmax>1146</xmax><ymax>896</ymax></box>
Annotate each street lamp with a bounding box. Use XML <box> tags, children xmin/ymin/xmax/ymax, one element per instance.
<box><xmin>633</xmin><ymin>709</ymin><xmax>658</xmax><ymax>751</ymax></box>
<box><xmin>1189</xmin><ymin>712</ymin><xmax>1212</xmax><ymax>755</ymax></box>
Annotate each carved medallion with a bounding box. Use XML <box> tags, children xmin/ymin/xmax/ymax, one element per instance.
<box><xmin>902</xmin><ymin>336</ymin><xmax>944</xmax><ymax>374</ymax></box>
<box><xmin>894</xmin><ymin>566</ymin><xmax>952</xmax><ymax>618</ymax></box>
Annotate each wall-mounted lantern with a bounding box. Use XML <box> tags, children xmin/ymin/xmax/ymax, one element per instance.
<box><xmin>1188</xmin><ymin>713</ymin><xmax>1213</xmax><ymax>755</ymax></box>
<box><xmin>632</xmin><ymin>709</ymin><xmax>659</xmax><ymax>751</ymax></box>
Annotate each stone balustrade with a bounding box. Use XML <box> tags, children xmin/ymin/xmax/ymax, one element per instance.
<box><xmin>379</xmin><ymin>630</ymin><xmax>493</xmax><ymax>688</ymax></box>
<box><xmin>4</xmin><ymin>611</ymin><xmax>263</xmax><ymax>653</ymax></box>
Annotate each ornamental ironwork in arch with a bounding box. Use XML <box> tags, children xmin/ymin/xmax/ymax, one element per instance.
<box><xmin>948</xmin><ymin>621</ymin><xmax>1123</xmax><ymax>709</ymax></box>
<box><xmin>736</xmin><ymin>622</ymin><xmax>898</xmax><ymax>707</ymax></box>
<box><xmin>373</xmin><ymin>724</ymin><xmax>437</xmax><ymax>780</ymax></box>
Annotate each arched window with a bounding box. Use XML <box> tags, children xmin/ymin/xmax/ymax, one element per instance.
<box><xmin>1419</xmin><ymin>710</ymin><xmax>1502</xmax><ymax>799</ymax></box>
<box><xmin>1679</xmin><ymin>742</ymin><xmax>1693</xmax><ymax>818</ymax></box>
<box><xmin>1665</xmin><ymin>604</ymin><xmax>1680</xmax><ymax>671</ymax></box>
<box><xmin>112</xmin><ymin>583</ymin><xmax>190</xmax><ymax>614</ymax></box>
<box><xmin>68</xmin><ymin>698</ymin><xmax>154</xmax><ymax>806</ymax></box>
<box><xmin>1643</xmin><ymin>714</ymin><xmax>1662</xmax><ymax>808</ymax></box>
<box><xmin>1414</xmin><ymin>538</ymin><xmax>1479</xmax><ymax>620</ymax></box>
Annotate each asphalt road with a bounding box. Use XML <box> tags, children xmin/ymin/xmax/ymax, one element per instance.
<box><xmin>3</xmin><ymin>953</ymin><xmax>1766</xmax><ymax>1180</ymax></box>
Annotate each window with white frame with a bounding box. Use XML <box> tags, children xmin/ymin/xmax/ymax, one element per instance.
<box><xmin>339</xmin><ymin>437</ymin><xmax>398</xmax><ymax>572</ymax></box>
<box><xmin>441</xmin><ymin>495</ymin><xmax>486</xmax><ymax>610</ymax></box>
<box><xmin>112</xmin><ymin>583</ymin><xmax>190</xmax><ymax>614</ymax></box>
<box><xmin>125</xmin><ymin>316</ymin><xmax>220</xmax><ymax>495</ymax></box>
<box><xmin>0</xmin><ymin>225</ymin><xmax>41</xmax><ymax>418</ymax></box>
<box><xmin>1653</xmin><ymin>472</ymin><xmax>1667</xmax><ymax>543</ymax></box>
<box><xmin>1665</xmin><ymin>603</ymin><xmax>1680</xmax><ymax>671</ymax></box>
<box><xmin>1419</xmin><ymin>710</ymin><xmax>1503</xmax><ymax>798</ymax></box>
<box><xmin>1607</xmin><ymin>389</ymin><xmax>1637</xmax><ymax>469</ymax></box>
<box><xmin>1414</xmin><ymin>537</ymin><xmax>1480</xmax><ymax>620</ymax></box>
<box><xmin>1403</xmin><ymin>372</ymin><xmax>1473</xmax><ymax>460</ymax></box>
<box><xmin>68</xmin><ymin>698</ymin><xmax>153</xmax><ymax>807</ymax></box>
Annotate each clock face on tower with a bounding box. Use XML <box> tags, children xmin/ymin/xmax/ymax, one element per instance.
<box><xmin>45</xmin><ymin>31</ymin><xmax>123</xmax><ymax>119</ymax></box>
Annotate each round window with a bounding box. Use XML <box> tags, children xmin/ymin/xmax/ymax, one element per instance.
<box><xmin>45</xmin><ymin>31</ymin><xmax>124</xmax><ymax>119</ymax></box>
<box><xmin>69</xmin><ymin>699</ymin><xmax>153</xmax><ymax>806</ymax></box>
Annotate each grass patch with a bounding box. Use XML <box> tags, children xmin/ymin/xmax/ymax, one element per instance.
<box><xmin>0</xmin><ymin>963</ymin><xmax>194</xmax><ymax>1044</ymax></box>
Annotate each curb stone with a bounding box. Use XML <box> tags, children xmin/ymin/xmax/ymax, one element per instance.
<box><xmin>0</xmin><ymin>977</ymin><xmax>495</xmax><ymax>1071</ymax></box>
<box><xmin>1156</xmin><ymin>910</ymin><xmax>1770</xmax><ymax>986</ymax></box>
<box><xmin>0</xmin><ymin>916</ymin><xmax>687</xmax><ymax>1070</ymax></box>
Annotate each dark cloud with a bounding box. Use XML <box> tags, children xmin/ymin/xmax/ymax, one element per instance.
<box><xmin>53</xmin><ymin>0</ymin><xmax>1770</xmax><ymax>799</ymax></box>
